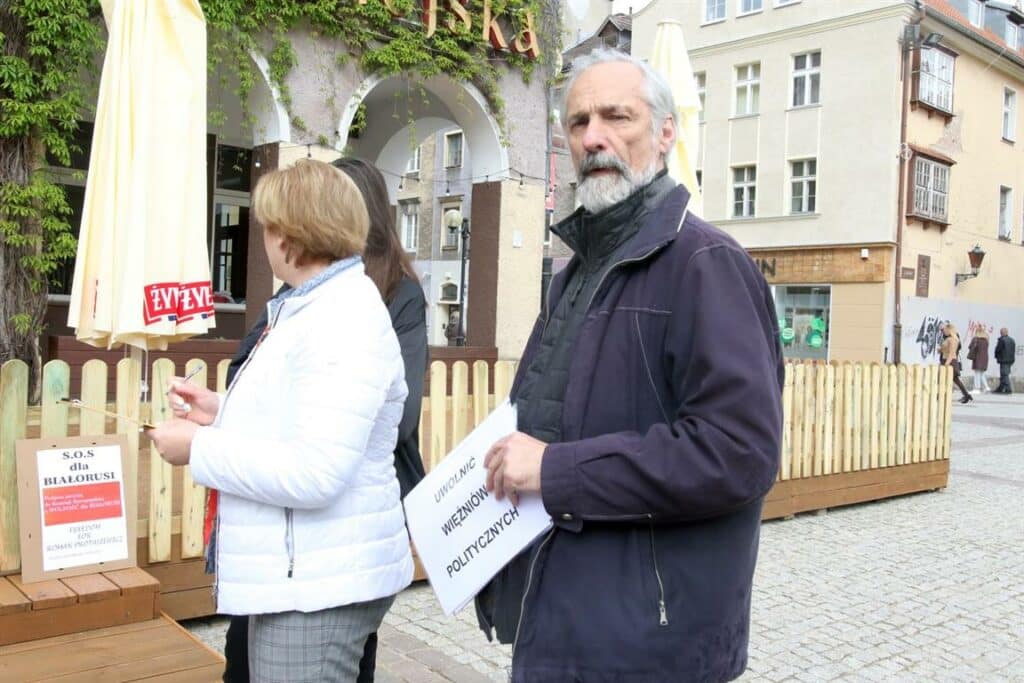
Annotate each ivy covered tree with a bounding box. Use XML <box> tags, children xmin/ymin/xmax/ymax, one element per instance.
<box><xmin>0</xmin><ymin>0</ymin><xmax>101</xmax><ymax>396</ymax></box>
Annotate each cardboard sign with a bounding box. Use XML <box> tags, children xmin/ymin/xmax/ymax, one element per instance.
<box><xmin>404</xmin><ymin>401</ymin><xmax>552</xmax><ymax>615</ymax></box>
<box><xmin>16</xmin><ymin>435</ymin><xmax>136</xmax><ymax>582</ymax></box>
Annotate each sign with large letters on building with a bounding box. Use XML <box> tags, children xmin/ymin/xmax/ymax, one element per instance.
<box><xmin>16</xmin><ymin>435</ymin><xmax>137</xmax><ymax>582</ymax></box>
<box><xmin>404</xmin><ymin>402</ymin><xmax>552</xmax><ymax>615</ymax></box>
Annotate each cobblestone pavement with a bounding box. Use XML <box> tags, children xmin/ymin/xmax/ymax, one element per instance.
<box><xmin>184</xmin><ymin>393</ymin><xmax>1024</xmax><ymax>682</ymax></box>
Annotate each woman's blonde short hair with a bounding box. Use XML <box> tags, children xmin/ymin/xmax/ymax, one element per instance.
<box><xmin>253</xmin><ymin>160</ymin><xmax>370</xmax><ymax>263</ymax></box>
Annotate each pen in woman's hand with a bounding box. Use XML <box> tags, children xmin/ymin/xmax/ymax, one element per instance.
<box><xmin>167</xmin><ymin>363</ymin><xmax>204</xmax><ymax>411</ymax></box>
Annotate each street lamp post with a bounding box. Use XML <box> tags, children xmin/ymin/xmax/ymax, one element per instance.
<box><xmin>954</xmin><ymin>244</ymin><xmax>986</xmax><ymax>286</ymax></box>
<box><xmin>444</xmin><ymin>209</ymin><xmax>471</xmax><ymax>346</ymax></box>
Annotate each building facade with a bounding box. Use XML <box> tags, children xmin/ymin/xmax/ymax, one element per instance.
<box><xmin>615</xmin><ymin>0</ymin><xmax>1024</xmax><ymax>378</ymax></box>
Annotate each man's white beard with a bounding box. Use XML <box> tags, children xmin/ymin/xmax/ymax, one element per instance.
<box><xmin>576</xmin><ymin>158</ymin><xmax>659</xmax><ymax>214</ymax></box>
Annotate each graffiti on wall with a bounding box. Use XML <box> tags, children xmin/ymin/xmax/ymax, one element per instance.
<box><xmin>902</xmin><ymin>297</ymin><xmax>1024</xmax><ymax>374</ymax></box>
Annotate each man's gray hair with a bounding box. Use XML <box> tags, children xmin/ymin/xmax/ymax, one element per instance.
<box><xmin>560</xmin><ymin>47</ymin><xmax>678</xmax><ymax>139</ymax></box>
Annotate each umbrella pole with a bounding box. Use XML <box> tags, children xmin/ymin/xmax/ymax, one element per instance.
<box><xmin>130</xmin><ymin>346</ymin><xmax>150</xmax><ymax>404</ymax></box>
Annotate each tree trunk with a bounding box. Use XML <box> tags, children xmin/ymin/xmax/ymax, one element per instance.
<box><xmin>0</xmin><ymin>7</ymin><xmax>48</xmax><ymax>403</ymax></box>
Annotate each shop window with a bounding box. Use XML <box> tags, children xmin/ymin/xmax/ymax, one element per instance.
<box><xmin>774</xmin><ymin>285</ymin><xmax>831</xmax><ymax>361</ymax></box>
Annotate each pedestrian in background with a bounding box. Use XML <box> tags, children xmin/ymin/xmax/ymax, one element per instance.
<box><xmin>994</xmin><ymin>327</ymin><xmax>1017</xmax><ymax>394</ymax></box>
<box><xmin>967</xmin><ymin>327</ymin><xmax>989</xmax><ymax>394</ymax></box>
<box><xmin>941</xmin><ymin>323</ymin><xmax>972</xmax><ymax>404</ymax></box>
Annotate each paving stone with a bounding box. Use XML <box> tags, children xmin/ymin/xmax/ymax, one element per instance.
<box><xmin>183</xmin><ymin>395</ymin><xmax>1024</xmax><ymax>682</ymax></box>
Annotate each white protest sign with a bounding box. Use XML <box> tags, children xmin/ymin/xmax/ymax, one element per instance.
<box><xmin>404</xmin><ymin>401</ymin><xmax>552</xmax><ymax>615</ymax></box>
<box><xmin>35</xmin><ymin>443</ymin><xmax>130</xmax><ymax>571</ymax></box>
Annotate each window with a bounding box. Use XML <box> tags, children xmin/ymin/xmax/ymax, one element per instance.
<box><xmin>735</xmin><ymin>63</ymin><xmax>760</xmax><ymax>116</ymax></box>
<box><xmin>733</xmin><ymin>165</ymin><xmax>756</xmax><ymax>217</ymax></box>
<box><xmin>774</xmin><ymin>285</ymin><xmax>831</xmax><ymax>361</ymax></box>
<box><xmin>912</xmin><ymin>157</ymin><xmax>950</xmax><ymax>222</ymax></box>
<box><xmin>704</xmin><ymin>0</ymin><xmax>725</xmax><ymax>23</ymax></box>
<box><xmin>967</xmin><ymin>0</ymin><xmax>983</xmax><ymax>27</ymax></box>
<box><xmin>917</xmin><ymin>48</ymin><xmax>954</xmax><ymax>112</ymax></box>
<box><xmin>791</xmin><ymin>159</ymin><xmax>817</xmax><ymax>214</ymax></box>
<box><xmin>1006</xmin><ymin>21</ymin><xmax>1018</xmax><ymax>50</ymax></box>
<box><xmin>405</xmin><ymin>146</ymin><xmax>421</xmax><ymax>174</ymax></box>
<box><xmin>696</xmin><ymin>72</ymin><xmax>706</xmax><ymax>122</ymax></box>
<box><xmin>1004</xmin><ymin>88</ymin><xmax>1017</xmax><ymax>141</ymax></box>
<box><xmin>444</xmin><ymin>131</ymin><xmax>463</xmax><ymax>168</ymax></box>
<box><xmin>999</xmin><ymin>186</ymin><xmax>1013</xmax><ymax>240</ymax></box>
<box><xmin>399</xmin><ymin>201</ymin><xmax>419</xmax><ymax>251</ymax></box>
<box><xmin>738</xmin><ymin>0</ymin><xmax>762</xmax><ymax>14</ymax></box>
<box><xmin>792</xmin><ymin>51</ymin><xmax>821</xmax><ymax>107</ymax></box>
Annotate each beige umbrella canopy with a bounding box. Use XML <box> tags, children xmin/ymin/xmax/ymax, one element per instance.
<box><xmin>650</xmin><ymin>20</ymin><xmax>704</xmax><ymax>218</ymax></box>
<box><xmin>68</xmin><ymin>0</ymin><xmax>214</xmax><ymax>351</ymax></box>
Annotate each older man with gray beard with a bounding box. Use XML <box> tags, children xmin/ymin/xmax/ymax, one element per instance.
<box><xmin>474</xmin><ymin>48</ymin><xmax>784</xmax><ymax>682</ymax></box>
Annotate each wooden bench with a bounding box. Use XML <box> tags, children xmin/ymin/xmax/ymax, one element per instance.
<box><xmin>0</xmin><ymin>568</ymin><xmax>159</xmax><ymax>647</ymax></box>
<box><xmin>0</xmin><ymin>613</ymin><xmax>224</xmax><ymax>681</ymax></box>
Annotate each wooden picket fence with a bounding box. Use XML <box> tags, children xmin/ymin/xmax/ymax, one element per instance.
<box><xmin>0</xmin><ymin>357</ymin><xmax>950</xmax><ymax>618</ymax></box>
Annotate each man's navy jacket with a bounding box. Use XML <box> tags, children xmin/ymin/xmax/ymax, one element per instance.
<box><xmin>477</xmin><ymin>184</ymin><xmax>785</xmax><ymax>683</ymax></box>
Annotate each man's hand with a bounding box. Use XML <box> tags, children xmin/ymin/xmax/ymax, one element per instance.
<box><xmin>166</xmin><ymin>379</ymin><xmax>219</xmax><ymax>426</ymax></box>
<box><xmin>147</xmin><ymin>419</ymin><xmax>200</xmax><ymax>466</ymax></box>
<box><xmin>484</xmin><ymin>432</ymin><xmax>547</xmax><ymax>507</ymax></box>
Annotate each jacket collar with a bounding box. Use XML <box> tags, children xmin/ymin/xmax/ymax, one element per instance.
<box><xmin>267</xmin><ymin>256</ymin><xmax>363</xmax><ymax>325</ymax></box>
<box><xmin>546</xmin><ymin>182</ymin><xmax>692</xmax><ymax>309</ymax></box>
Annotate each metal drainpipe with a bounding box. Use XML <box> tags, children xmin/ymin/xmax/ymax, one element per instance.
<box><xmin>894</xmin><ymin>8</ymin><xmax>925</xmax><ymax>364</ymax></box>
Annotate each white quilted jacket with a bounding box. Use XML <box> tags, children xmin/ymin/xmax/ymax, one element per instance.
<box><xmin>189</xmin><ymin>265</ymin><xmax>414</xmax><ymax>615</ymax></box>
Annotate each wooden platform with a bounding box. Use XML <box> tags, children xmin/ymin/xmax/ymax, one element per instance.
<box><xmin>0</xmin><ymin>613</ymin><xmax>224</xmax><ymax>681</ymax></box>
<box><xmin>0</xmin><ymin>568</ymin><xmax>159</xmax><ymax>647</ymax></box>
<box><xmin>762</xmin><ymin>459</ymin><xmax>949</xmax><ymax>520</ymax></box>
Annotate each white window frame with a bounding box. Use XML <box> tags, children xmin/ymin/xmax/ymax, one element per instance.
<box><xmin>444</xmin><ymin>130</ymin><xmax>463</xmax><ymax>168</ymax></box>
<box><xmin>733</xmin><ymin>165</ymin><xmax>757</xmax><ymax>218</ymax></box>
<box><xmin>735</xmin><ymin>63</ymin><xmax>760</xmax><ymax>116</ymax></box>
<box><xmin>792</xmin><ymin>51</ymin><xmax>821</xmax><ymax>108</ymax></box>
<box><xmin>967</xmin><ymin>0</ymin><xmax>983</xmax><ymax>28</ymax></box>
<box><xmin>999</xmin><ymin>186</ymin><xmax>1013</xmax><ymax>240</ymax></box>
<box><xmin>405</xmin><ymin>146</ymin><xmax>421</xmax><ymax>175</ymax></box>
<box><xmin>399</xmin><ymin>201</ymin><xmax>419</xmax><ymax>252</ymax></box>
<box><xmin>912</xmin><ymin>156</ymin><xmax>950</xmax><ymax>223</ymax></box>
<box><xmin>790</xmin><ymin>159</ymin><xmax>817</xmax><ymax>214</ymax></box>
<box><xmin>1006</xmin><ymin>21</ymin><xmax>1018</xmax><ymax>50</ymax></box>
<box><xmin>918</xmin><ymin>48</ymin><xmax>955</xmax><ymax>113</ymax></box>
<box><xmin>1003</xmin><ymin>87</ymin><xmax>1017</xmax><ymax>141</ymax></box>
<box><xmin>696</xmin><ymin>72</ymin><xmax>706</xmax><ymax>122</ymax></box>
<box><xmin>738</xmin><ymin>0</ymin><xmax>762</xmax><ymax>16</ymax></box>
<box><xmin>703</xmin><ymin>0</ymin><xmax>726</xmax><ymax>24</ymax></box>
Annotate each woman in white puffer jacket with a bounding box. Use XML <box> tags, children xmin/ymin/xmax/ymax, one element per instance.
<box><xmin>149</xmin><ymin>160</ymin><xmax>413</xmax><ymax>681</ymax></box>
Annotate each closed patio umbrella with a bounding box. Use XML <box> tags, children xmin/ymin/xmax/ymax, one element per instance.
<box><xmin>68</xmin><ymin>0</ymin><xmax>214</xmax><ymax>352</ymax></box>
<box><xmin>650</xmin><ymin>20</ymin><xmax>704</xmax><ymax>218</ymax></box>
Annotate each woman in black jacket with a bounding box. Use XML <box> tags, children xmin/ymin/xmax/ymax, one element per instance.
<box><xmin>221</xmin><ymin>158</ymin><xmax>427</xmax><ymax>683</ymax></box>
